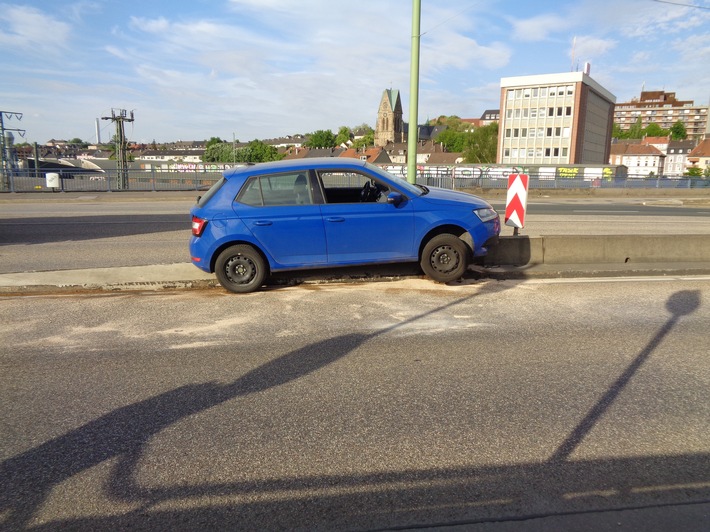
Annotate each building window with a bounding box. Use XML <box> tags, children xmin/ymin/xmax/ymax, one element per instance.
<box><xmin>530</xmin><ymin>108</ymin><xmax>537</xmax><ymax>118</ymax></box>
<box><xmin>540</xmin><ymin>87</ymin><xmax>548</xmax><ymax>97</ymax></box>
<box><xmin>562</xmin><ymin>147</ymin><xmax>568</xmax><ymax>157</ymax></box>
<box><xmin>566</xmin><ymin>106</ymin><xmax>572</xmax><ymax>116</ymax></box>
<box><xmin>532</xmin><ymin>88</ymin><xmax>539</xmax><ymax>97</ymax></box>
<box><xmin>557</xmin><ymin>107</ymin><xmax>563</xmax><ymax>116</ymax></box>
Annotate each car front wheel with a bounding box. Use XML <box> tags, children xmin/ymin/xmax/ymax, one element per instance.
<box><xmin>420</xmin><ymin>234</ymin><xmax>469</xmax><ymax>283</ymax></box>
<box><xmin>215</xmin><ymin>245</ymin><xmax>267</xmax><ymax>293</ymax></box>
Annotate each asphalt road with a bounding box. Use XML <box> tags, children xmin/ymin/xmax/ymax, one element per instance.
<box><xmin>1</xmin><ymin>277</ymin><xmax>708</xmax><ymax>530</ymax></box>
<box><xmin>1</xmin><ymin>193</ymin><xmax>710</xmax><ymax>274</ymax></box>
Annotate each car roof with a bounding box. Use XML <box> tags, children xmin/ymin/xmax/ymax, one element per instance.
<box><xmin>223</xmin><ymin>157</ymin><xmax>370</xmax><ymax>179</ymax></box>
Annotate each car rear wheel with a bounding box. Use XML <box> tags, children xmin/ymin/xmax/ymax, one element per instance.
<box><xmin>215</xmin><ymin>245</ymin><xmax>267</xmax><ymax>294</ymax></box>
<box><xmin>421</xmin><ymin>234</ymin><xmax>469</xmax><ymax>283</ymax></box>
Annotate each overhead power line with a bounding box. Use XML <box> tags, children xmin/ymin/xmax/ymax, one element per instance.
<box><xmin>651</xmin><ymin>0</ymin><xmax>710</xmax><ymax>9</ymax></box>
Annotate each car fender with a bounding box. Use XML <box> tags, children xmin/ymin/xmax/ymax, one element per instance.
<box><xmin>197</xmin><ymin>218</ymin><xmax>278</xmax><ymax>272</ymax></box>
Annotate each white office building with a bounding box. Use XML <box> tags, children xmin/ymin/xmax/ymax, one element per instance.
<box><xmin>498</xmin><ymin>72</ymin><xmax>616</xmax><ymax>166</ymax></box>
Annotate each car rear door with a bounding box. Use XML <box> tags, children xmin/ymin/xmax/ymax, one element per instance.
<box><xmin>236</xmin><ymin>172</ymin><xmax>327</xmax><ymax>268</ymax></box>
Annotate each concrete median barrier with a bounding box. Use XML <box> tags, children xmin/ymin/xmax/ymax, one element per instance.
<box><xmin>486</xmin><ymin>234</ymin><xmax>710</xmax><ymax>266</ymax></box>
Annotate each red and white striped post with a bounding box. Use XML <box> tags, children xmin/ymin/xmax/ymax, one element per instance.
<box><xmin>505</xmin><ymin>174</ymin><xmax>529</xmax><ymax>236</ymax></box>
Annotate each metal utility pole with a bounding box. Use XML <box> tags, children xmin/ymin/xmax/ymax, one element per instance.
<box><xmin>407</xmin><ymin>0</ymin><xmax>421</xmax><ymax>184</ymax></box>
<box><xmin>0</xmin><ymin>110</ymin><xmax>25</xmax><ymax>192</ymax></box>
<box><xmin>102</xmin><ymin>109</ymin><xmax>134</xmax><ymax>190</ymax></box>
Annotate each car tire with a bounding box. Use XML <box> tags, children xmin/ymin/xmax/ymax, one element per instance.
<box><xmin>215</xmin><ymin>245</ymin><xmax>267</xmax><ymax>294</ymax></box>
<box><xmin>420</xmin><ymin>234</ymin><xmax>469</xmax><ymax>283</ymax></box>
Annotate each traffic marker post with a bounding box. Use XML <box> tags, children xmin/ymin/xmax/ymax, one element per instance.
<box><xmin>505</xmin><ymin>174</ymin><xmax>529</xmax><ymax>236</ymax></box>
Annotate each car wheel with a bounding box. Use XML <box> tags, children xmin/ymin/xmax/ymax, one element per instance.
<box><xmin>215</xmin><ymin>245</ymin><xmax>267</xmax><ymax>294</ymax></box>
<box><xmin>421</xmin><ymin>234</ymin><xmax>469</xmax><ymax>283</ymax></box>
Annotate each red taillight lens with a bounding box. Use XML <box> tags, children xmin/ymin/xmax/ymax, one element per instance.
<box><xmin>192</xmin><ymin>216</ymin><xmax>207</xmax><ymax>237</ymax></box>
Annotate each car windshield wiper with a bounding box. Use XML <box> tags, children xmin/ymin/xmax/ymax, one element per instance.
<box><xmin>415</xmin><ymin>184</ymin><xmax>430</xmax><ymax>195</ymax></box>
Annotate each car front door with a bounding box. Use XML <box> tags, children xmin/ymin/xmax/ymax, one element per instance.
<box><xmin>317</xmin><ymin>170</ymin><xmax>415</xmax><ymax>264</ymax></box>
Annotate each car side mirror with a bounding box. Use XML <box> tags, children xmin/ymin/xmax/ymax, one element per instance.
<box><xmin>386</xmin><ymin>192</ymin><xmax>403</xmax><ymax>206</ymax></box>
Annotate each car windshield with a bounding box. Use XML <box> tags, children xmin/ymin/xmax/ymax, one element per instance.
<box><xmin>364</xmin><ymin>163</ymin><xmax>423</xmax><ymax>197</ymax></box>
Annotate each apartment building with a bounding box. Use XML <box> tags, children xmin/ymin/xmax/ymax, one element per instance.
<box><xmin>498</xmin><ymin>72</ymin><xmax>616</xmax><ymax>166</ymax></box>
<box><xmin>614</xmin><ymin>91</ymin><xmax>708</xmax><ymax>141</ymax></box>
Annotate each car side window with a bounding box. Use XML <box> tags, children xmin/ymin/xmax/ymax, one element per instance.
<box><xmin>236</xmin><ymin>172</ymin><xmax>314</xmax><ymax>206</ymax></box>
<box><xmin>318</xmin><ymin>171</ymin><xmax>390</xmax><ymax>204</ymax></box>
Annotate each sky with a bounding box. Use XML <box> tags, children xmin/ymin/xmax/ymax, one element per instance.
<box><xmin>1</xmin><ymin>0</ymin><xmax>709</xmax><ymax>145</ymax></box>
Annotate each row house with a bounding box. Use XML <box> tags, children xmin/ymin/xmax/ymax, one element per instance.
<box><xmin>609</xmin><ymin>141</ymin><xmax>665</xmax><ymax>177</ymax></box>
<box><xmin>688</xmin><ymin>139</ymin><xmax>710</xmax><ymax>173</ymax></box>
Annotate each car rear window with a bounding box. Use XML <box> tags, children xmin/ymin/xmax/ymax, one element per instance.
<box><xmin>197</xmin><ymin>177</ymin><xmax>225</xmax><ymax>207</ymax></box>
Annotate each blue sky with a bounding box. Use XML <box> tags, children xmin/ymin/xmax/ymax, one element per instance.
<box><xmin>1</xmin><ymin>0</ymin><xmax>709</xmax><ymax>144</ymax></box>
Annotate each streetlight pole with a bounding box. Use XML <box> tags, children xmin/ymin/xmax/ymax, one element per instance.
<box><xmin>406</xmin><ymin>0</ymin><xmax>421</xmax><ymax>184</ymax></box>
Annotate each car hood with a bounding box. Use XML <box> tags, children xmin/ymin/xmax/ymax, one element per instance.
<box><xmin>417</xmin><ymin>186</ymin><xmax>493</xmax><ymax>208</ymax></box>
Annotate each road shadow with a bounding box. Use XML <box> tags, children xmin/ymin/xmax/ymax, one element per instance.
<box><xmin>0</xmin><ymin>215</ymin><xmax>188</xmax><ymax>246</ymax></box>
<box><xmin>1</xmin><ymin>291</ymin><xmax>703</xmax><ymax>530</ymax></box>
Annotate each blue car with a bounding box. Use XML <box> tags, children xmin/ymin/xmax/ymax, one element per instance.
<box><xmin>190</xmin><ymin>158</ymin><xmax>500</xmax><ymax>293</ymax></box>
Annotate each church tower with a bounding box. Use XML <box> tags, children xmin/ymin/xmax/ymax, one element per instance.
<box><xmin>375</xmin><ymin>89</ymin><xmax>403</xmax><ymax>147</ymax></box>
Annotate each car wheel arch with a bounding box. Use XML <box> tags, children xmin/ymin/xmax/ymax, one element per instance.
<box><xmin>210</xmin><ymin>240</ymin><xmax>270</xmax><ymax>275</ymax></box>
<box><xmin>418</xmin><ymin>225</ymin><xmax>473</xmax><ymax>261</ymax></box>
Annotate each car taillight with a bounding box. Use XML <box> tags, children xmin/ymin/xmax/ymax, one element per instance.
<box><xmin>192</xmin><ymin>216</ymin><xmax>207</xmax><ymax>237</ymax></box>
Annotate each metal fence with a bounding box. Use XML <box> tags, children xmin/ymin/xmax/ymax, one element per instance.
<box><xmin>1</xmin><ymin>166</ymin><xmax>708</xmax><ymax>193</ymax></box>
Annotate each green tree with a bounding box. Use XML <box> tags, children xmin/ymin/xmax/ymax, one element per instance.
<box><xmin>643</xmin><ymin>122</ymin><xmax>668</xmax><ymax>137</ymax></box>
<box><xmin>612</xmin><ymin>123</ymin><xmax>626</xmax><ymax>139</ymax></box>
<box><xmin>335</xmin><ymin>126</ymin><xmax>352</xmax><ymax>146</ymax></box>
<box><xmin>627</xmin><ymin>117</ymin><xmax>643</xmax><ymax>139</ymax></box>
<box><xmin>684</xmin><ymin>166</ymin><xmax>703</xmax><ymax>177</ymax></box>
<box><xmin>203</xmin><ymin>142</ymin><xmax>235</xmax><ymax>163</ymax></box>
<box><xmin>670</xmin><ymin>120</ymin><xmax>687</xmax><ymax>141</ymax></box>
<box><xmin>352</xmin><ymin>131</ymin><xmax>375</xmax><ymax>150</ymax></box>
<box><xmin>305</xmin><ymin>129</ymin><xmax>337</xmax><ymax>148</ymax></box>
<box><xmin>463</xmin><ymin>123</ymin><xmax>498</xmax><ymax>164</ymax></box>
<box><xmin>205</xmin><ymin>137</ymin><xmax>225</xmax><ymax>148</ymax></box>
<box><xmin>235</xmin><ymin>140</ymin><xmax>281</xmax><ymax>163</ymax></box>
<box><xmin>436</xmin><ymin>128</ymin><xmax>467</xmax><ymax>153</ymax></box>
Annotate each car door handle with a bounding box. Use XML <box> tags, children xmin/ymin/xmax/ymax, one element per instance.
<box><xmin>254</xmin><ymin>220</ymin><xmax>273</xmax><ymax>226</ymax></box>
<box><xmin>326</xmin><ymin>217</ymin><xmax>345</xmax><ymax>223</ymax></box>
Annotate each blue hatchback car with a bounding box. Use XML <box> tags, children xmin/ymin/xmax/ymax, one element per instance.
<box><xmin>190</xmin><ymin>158</ymin><xmax>500</xmax><ymax>293</ymax></box>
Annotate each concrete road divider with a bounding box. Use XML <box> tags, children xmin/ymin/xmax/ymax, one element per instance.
<box><xmin>486</xmin><ymin>235</ymin><xmax>710</xmax><ymax>266</ymax></box>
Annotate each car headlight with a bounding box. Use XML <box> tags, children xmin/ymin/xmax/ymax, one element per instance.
<box><xmin>474</xmin><ymin>207</ymin><xmax>498</xmax><ymax>222</ymax></box>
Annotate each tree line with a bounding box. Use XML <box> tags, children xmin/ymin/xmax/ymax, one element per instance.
<box><xmin>201</xmin><ymin>118</ymin><xmax>500</xmax><ymax>164</ymax></box>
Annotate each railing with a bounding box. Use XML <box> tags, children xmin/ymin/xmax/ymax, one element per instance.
<box><xmin>1</xmin><ymin>166</ymin><xmax>708</xmax><ymax>193</ymax></box>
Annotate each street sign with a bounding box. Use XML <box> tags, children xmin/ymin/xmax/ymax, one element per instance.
<box><xmin>505</xmin><ymin>174</ymin><xmax>529</xmax><ymax>230</ymax></box>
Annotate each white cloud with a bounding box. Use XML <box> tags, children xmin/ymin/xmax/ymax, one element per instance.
<box><xmin>0</xmin><ymin>4</ymin><xmax>71</xmax><ymax>53</ymax></box>
<box><xmin>508</xmin><ymin>14</ymin><xmax>568</xmax><ymax>42</ymax></box>
<box><xmin>571</xmin><ymin>35</ymin><xmax>617</xmax><ymax>63</ymax></box>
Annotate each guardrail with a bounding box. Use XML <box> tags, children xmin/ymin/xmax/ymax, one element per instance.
<box><xmin>1</xmin><ymin>167</ymin><xmax>708</xmax><ymax>193</ymax></box>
